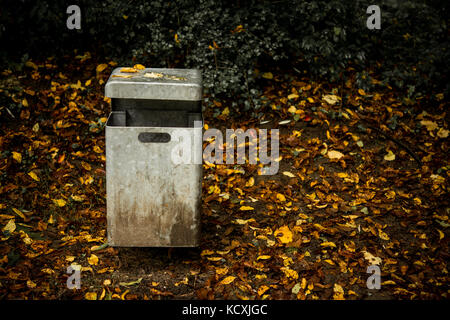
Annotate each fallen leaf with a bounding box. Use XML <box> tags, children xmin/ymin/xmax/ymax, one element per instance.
<box><xmin>85</xmin><ymin>292</ymin><xmax>97</xmax><ymax>300</ymax></box>
<box><xmin>322</xmin><ymin>94</ymin><xmax>340</xmax><ymax>105</ymax></box>
<box><xmin>262</xmin><ymin>72</ymin><xmax>273</xmax><ymax>79</ymax></box>
<box><xmin>327</xmin><ymin>150</ymin><xmax>344</xmax><ymax>160</ymax></box>
<box><xmin>274</xmin><ymin>225</ymin><xmax>293</xmax><ymax>244</ymax></box>
<box><xmin>384</xmin><ymin>150</ymin><xmax>396</xmax><ymax>161</ymax></box>
<box><xmin>52</xmin><ymin>199</ymin><xmax>66</xmax><ymax>207</ymax></box>
<box><xmin>219</xmin><ymin>276</ymin><xmax>236</xmax><ymax>285</ymax></box>
<box><xmin>28</xmin><ymin>171</ymin><xmax>40</xmax><ymax>181</ymax></box>
<box><xmin>12</xmin><ymin>152</ymin><xmax>22</xmax><ymax>163</ymax></box>
<box><xmin>96</xmin><ymin>64</ymin><xmax>108</xmax><ymax>73</ymax></box>
<box><xmin>88</xmin><ymin>254</ymin><xmax>99</xmax><ymax>265</ymax></box>
<box><xmin>282</xmin><ymin>171</ymin><xmax>295</xmax><ymax>178</ymax></box>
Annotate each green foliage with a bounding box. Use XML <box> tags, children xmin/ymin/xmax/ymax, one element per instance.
<box><xmin>1</xmin><ymin>0</ymin><xmax>448</xmax><ymax>101</ymax></box>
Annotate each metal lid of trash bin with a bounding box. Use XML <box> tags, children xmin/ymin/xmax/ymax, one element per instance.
<box><xmin>105</xmin><ymin>68</ymin><xmax>202</xmax><ymax>101</ymax></box>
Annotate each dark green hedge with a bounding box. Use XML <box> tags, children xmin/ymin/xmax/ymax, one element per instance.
<box><xmin>1</xmin><ymin>0</ymin><xmax>448</xmax><ymax>103</ymax></box>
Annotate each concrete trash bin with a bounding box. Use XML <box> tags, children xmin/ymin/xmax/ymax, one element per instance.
<box><xmin>105</xmin><ymin>68</ymin><xmax>203</xmax><ymax>247</ymax></box>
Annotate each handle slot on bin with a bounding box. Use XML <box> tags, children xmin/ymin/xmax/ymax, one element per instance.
<box><xmin>138</xmin><ymin>132</ymin><xmax>171</xmax><ymax>143</ymax></box>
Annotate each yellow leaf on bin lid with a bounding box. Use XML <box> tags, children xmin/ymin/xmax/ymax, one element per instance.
<box><xmin>120</xmin><ymin>67</ymin><xmax>138</xmax><ymax>73</ymax></box>
<box><xmin>133</xmin><ymin>64</ymin><xmax>145</xmax><ymax>70</ymax></box>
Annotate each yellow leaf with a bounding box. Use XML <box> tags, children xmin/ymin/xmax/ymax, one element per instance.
<box><xmin>327</xmin><ymin>150</ymin><xmax>344</xmax><ymax>160</ymax></box>
<box><xmin>234</xmin><ymin>218</ymin><xmax>256</xmax><ymax>225</ymax></box>
<box><xmin>358</xmin><ymin>88</ymin><xmax>366</xmax><ymax>95</ymax></box>
<box><xmin>437</xmin><ymin>128</ymin><xmax>449</xmax><ymax>138</ymax></box>
<box><xmin>85</xmin><ymin>292</ymin><xmax>97</xmax><ymax>300</ymax></box>
<box><xmin>85</xmin><ymin>79</ymin><xmax>92</xmax><ymax>86</ymax></box>
<box><xmin>384</xmin><ymin>150</ymin><xmax>396</xmax><ymax>161</ymax></box>
<box><xmin>12</xmin><ymin>152</ymin><xmax>22</xmax><ymax>163</ymax></box>
<box><xmin>256</xmin><ymin>255</ymin><xmax>271</xmax><ymax>260</ymax></box>
<box><xmin>307</xmin><ymin>97</ymin><xmax>314</xmax><ymax>103</ymax></box>
<box><xmin>221</xmin><ymin>107</ymin><xmax>230</xmax><ymax>116</ymax></box>
<box><xmin>333</xmin><ymin>284</ymin><xmax>345</xmax><ymax>300</ymax></box>
<box><xmin>81</xmin><ymin>161</ymin><xmax>92</xmax><ymax>171</ymax></box>
<box><xmin>27</xmin><ymin>280</ymin><xmax>37</xmax><ymax>289</ymax></box>
<box><xmin>276</xmin><ymin>193</ymin><xmax>286</xmax><ymax>202</ymax></box>
<box><xmin>420</xmin><ymin>120</ymin><xmax>438</xmax><ymax>131</ymax></box>
<box><xmin>48</xmin><ymin>215</ymin><xmax>55</xmax><ymax>224</ymax></box>
<box><xmin>2</xmin><ymin>219</ymin><xmax>16</xmax><ymax>235</ymax></box>
<box><xmin>219</xmin><ymin>276</ymin><xmax>236</xmax><ymax>285</ymax></box>
<box><xmin>88</xmin><ymin>254</ymin><xmax>99</xmax><ymax>265</ymax></box>
<box><xmin>288</xmin><ymin>94</ymin><xmax>299</xmax><ymax>100</ymax></box>
<box><xmin>362</xmin><ymin>251</ymin><xmax>382</xmax><ymax>265</ymax></box>
<box><xmin>28</xmin><ymin>171</ymin><xmax>40</xmax><ymax>181</ymax></box>
<box><xmin>378</xmin><ymin>229</ymin><xmax>390</xmax><ymax>241</ymax></box>
<box><xmin>207</xmin><ymin>257</ymin><xmax>222</xmax><ymax>262</ymax></box>
<box><xmin>96</xmin><ymin>64</ymin><xmax>108</xmax><ymax>73</ymax></box>
<box><xmin>437</xmin><ymin>229</ymin><xmax>444</xmax><ymax>240</ymax></box>
<box><xmin>200</xmin><ymin>249</ymin><xmax>214</xmax><ymax>256</ymax></box>
<box><xmin>239</xmin><ymin>206</ymin><xmax>254</xmax><ymax>211</ymax></box>
<box><xmin>323</xmin><ymin>94</ymin><xmax>339</xmax><ymax>105</ymax></box>
<box><xmin>258</xmin><ymin>285</ymin><xmax>270</xmax><ymax>296</ymax></box>
<box><xmin>320</xmin><ymin>241</ymin><xmax>337</xmax><ymax>248</ymax></box>
<box><xmin>274</xmin><ymin>225</ymin><xmax>293</xmax><ymax>244</ymax></box>
<box><xmin>93</xmin><ymin>145</ymin><xmax>102</xmax><ymax>153</ymax></box>
<box><xmin>120</xmin><ymin>67</ymin><xmax>138</xmax><ymax>73</ymax></box>
<box><xmin>22</xmin><ymin>99</ymin><xmax>28</xmax><ymax>107</ymax></box>
<box><xmin>71</xmin><ymin>195</ymin><xmax>84</xmax><ymax>202</ymax></box>
<box><xmin>12</xmin><ymin>208</ymin><xmax>26</xmax><ymax>220</ymax></box>
<box><xmin>133</xmin><ymin>64</ymin><xmax>145</xmax><ymax>70</ymax></box>
<box><xmin>245</xmin><ymin>177</ymin><xmax>254</xmax><ymax>187</ymax></box>
<box><xmin>287</xmin><ymin>105</ymin><xmax>297</xmax><ymax>113</ymax></box>
<box><xmin>262</xmin><ymin>72</ymin><xmax>273</xmax><ymax>79</ymax></box>
<box><xmin>215</xmin><ymin>267</ymin><xmax>229</xmax><ymax>276</ymax></box>
<box><xmin>52</xmin><ymin>199</ymin><xmax>66</xmax><ymax>207</ymax></box>
<box><xmin>280</xmin><ymin>267</ymin><xmax>298</xmax><ymax>280</ymax></box>
<box><xmin>282</xmin><ymin>171</ymin><xmax>295</xmax><ymax>178</ymax></box>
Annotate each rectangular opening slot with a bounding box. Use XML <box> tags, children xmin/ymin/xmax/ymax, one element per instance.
<box><xmin>107</xmin><ymin>110</ymin><xmax>202</xmax><ymax>128</ymax></box>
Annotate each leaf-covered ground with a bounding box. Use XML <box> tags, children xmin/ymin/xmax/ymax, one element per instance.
<box><xmin>0</xmin><ymin>55</ymin><xmax>448</xmax><ymax>300</ymax></box>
